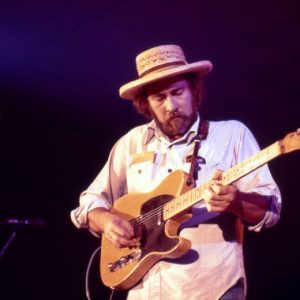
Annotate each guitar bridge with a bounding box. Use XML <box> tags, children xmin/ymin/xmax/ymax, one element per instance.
<box><xmin>108</xmin><ymin>248</ymin><xmax>142</xmax><ymax>272</ymax></box>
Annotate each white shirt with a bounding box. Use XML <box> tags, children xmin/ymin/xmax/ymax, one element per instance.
<box><xmin>71</xmin><ymin>117</ymin><xmax>281</xmax><ymax>300</ymax></box>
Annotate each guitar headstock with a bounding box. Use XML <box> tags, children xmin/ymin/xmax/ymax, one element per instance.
<box><xmin>279</xmin><ymin>129</ymin><xmax>300</xmax><ymax>154</ymax></box>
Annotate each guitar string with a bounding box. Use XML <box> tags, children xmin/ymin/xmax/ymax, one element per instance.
<box><xmin>222</xmin><ymin>146</ymin><xmax>278</xmax><ymax>184</ymax></box>
<box><xmin>129</xmin><ymin>145</ymin><xmax>279</xmax><ymax>232</ymax></box>
<box><xmin>129</xmin><ymin>188</ymin><xmax>206</xmax><ymax>231</ymax></box>
<box><xmin>129</xmin><ymin>180</ymin><xmax>214</xmax><ymax>230</ymax></box>
<box><xmin>129</xmin><ymin>152</ymin><xmax>265</xmax><ymax>232</ymax></box>
<box><xmin>130</xmin><ymin>180</ymin><xmax>210</xmax><ymax>229</ymax></box>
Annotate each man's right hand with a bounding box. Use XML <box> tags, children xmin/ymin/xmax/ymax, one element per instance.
<box><xmin>87</xmin><ymin>207</ymin><xmax>137</xmax><ymax>248</ymax></box>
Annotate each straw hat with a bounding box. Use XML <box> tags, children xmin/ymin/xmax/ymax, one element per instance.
<box><xmin>119</xmin><ymin>45</ymin><xmax>213</xmax><ymax>100</ymax></box>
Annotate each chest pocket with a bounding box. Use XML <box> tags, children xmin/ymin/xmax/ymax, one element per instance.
<box><xmin>126</xmin><ymin>151</ymin><xmax>157</xmax><ymax>193</ymax></box>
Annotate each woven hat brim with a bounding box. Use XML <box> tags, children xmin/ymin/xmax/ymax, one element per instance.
<box><xmin>119</xmin><ymin>60</ymin><xmax>213</xmax><ymax>100</ymax></box>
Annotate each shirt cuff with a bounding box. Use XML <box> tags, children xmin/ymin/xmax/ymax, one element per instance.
<box><xmin>247</xmin><ymin>195</ymin><xmax>281</xmax><ymax>232</ymax></box>
<box><xmin>70</xmin><ymin>194</ymin><xmax>112</xmax><ymax>229</ymax></box>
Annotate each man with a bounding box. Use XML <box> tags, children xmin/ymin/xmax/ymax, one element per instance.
<box><xmin>71</xmin><ymin>45</ymin><xmax>281</xmax><ymax>299</ymax></box>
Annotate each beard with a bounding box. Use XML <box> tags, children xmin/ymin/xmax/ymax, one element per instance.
<box><xmin>152</xmin><ymin>109</ymin><xmax>198</xmax><ymax>141</ymax></box>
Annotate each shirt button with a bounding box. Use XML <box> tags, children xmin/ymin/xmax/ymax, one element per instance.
<box><xmin>138</xmin><ymin>170</ymin><xmax>142</xmax><ymax>174</ymax></box>
<box><xmin>168</xmin><ymin>168</ymin><xmax>172</xmax><ymax>173</ymax></box>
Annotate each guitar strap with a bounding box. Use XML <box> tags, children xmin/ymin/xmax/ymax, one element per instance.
<box><xmin>186</xmin><ymin>119</ymin><xmax>209</xmax><ymax>186</ymax></box>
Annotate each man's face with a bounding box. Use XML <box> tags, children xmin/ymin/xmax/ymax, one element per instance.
<box><xmin>146</xmin><ymin>76</ymin><xmax>197</xmax><ymax>141</ymax></box>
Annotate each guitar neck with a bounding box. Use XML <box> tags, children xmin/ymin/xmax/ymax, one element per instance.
<box><xmin>163</xmin><ymin>141</ymin><xmax>281</xmax><ymax>220</ymax></box>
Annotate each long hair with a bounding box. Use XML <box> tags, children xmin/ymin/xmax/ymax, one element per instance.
<box><xmin>132</xmin><ymin>74</ymin><xmax>205</xmax><ymax>119</ymax></box>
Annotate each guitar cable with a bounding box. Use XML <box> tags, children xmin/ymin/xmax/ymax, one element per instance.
<box><xmin>85</xmin><ymin>245</ymin><xmax>101</xmax><ymax>300</ymax></box>
<box><xmin>85</xmin><ymin>245</ymin><xmax>117</xmax><ymax>300</ymax></box>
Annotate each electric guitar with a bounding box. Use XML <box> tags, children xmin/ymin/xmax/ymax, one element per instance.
<box><xmin>100</xmin><ymin>129</ymin><xmax>300</xmax><ymax>290</ymax></box>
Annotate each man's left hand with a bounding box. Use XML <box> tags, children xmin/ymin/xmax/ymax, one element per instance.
<box><xmin>203</xmin><ymin>169</ymin><xmax>240</xmax><ymax>212</ymax></box>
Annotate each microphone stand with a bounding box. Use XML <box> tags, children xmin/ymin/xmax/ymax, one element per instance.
<box><xmin>0</xmin><ymin>218</ymin><xmax>44</xmax><ymax>259</ymax></box>
<box><xmin>0</xmin><ymin>230</ymin><xmax>17</xmax><ymax>259</ymax></box>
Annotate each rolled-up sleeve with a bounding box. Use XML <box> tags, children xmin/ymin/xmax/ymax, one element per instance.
<box><xmin>235</xmin><ymin>123</ymin><xmax>282</xmax><ymax>231</ymax></box>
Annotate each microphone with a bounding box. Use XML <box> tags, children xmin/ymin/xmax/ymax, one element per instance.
<box><xmin>0</xmin><ymin>218</ymin><xmax>45</xmax><ymax>229</ymax></box>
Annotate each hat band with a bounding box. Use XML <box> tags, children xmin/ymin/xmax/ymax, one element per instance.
<box><xmin>139</xmin><ymin>61</ymin><xmax>186</xmax><ymax>78</ymax></box>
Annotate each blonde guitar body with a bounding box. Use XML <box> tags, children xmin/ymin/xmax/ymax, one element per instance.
<box><xmin>100</xmin><ymin>170</ymin><xmax>193</xmax><ymax>290</ymax></box>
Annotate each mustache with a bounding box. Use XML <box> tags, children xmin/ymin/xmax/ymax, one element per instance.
<box><xmin>167</xmin><ymin>111</ymin><xmax>187</xmax><ymax>119</ymax></box>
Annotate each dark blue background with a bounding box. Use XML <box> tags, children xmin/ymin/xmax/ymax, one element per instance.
<box><xmin>1</xmin><ymin>1</ymin><xmax>299</xmax><ymax>299</ymax></box>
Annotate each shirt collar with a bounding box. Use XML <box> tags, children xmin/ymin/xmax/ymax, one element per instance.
<box><xmin>143</xmin><ymin>115</ymin><xmax>200</xmax><ymax>146</ymax></box>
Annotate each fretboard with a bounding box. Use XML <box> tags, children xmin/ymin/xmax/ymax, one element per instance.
<box><xmin>163</xmin><ymin>141</ymin><xmax>281</xmax><ymax>220</ymax></box>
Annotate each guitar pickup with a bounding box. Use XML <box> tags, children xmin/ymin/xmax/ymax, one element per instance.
<box><xmin>108</xmin><ymin>249</ymin><xmax>142</xmax><ymax>272</ymax></box>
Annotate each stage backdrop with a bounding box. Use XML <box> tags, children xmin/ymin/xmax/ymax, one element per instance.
<box><xmin>1</xmin><ymin>1</ymin><xmax>299</xmax><ymax>299</ymax></box>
